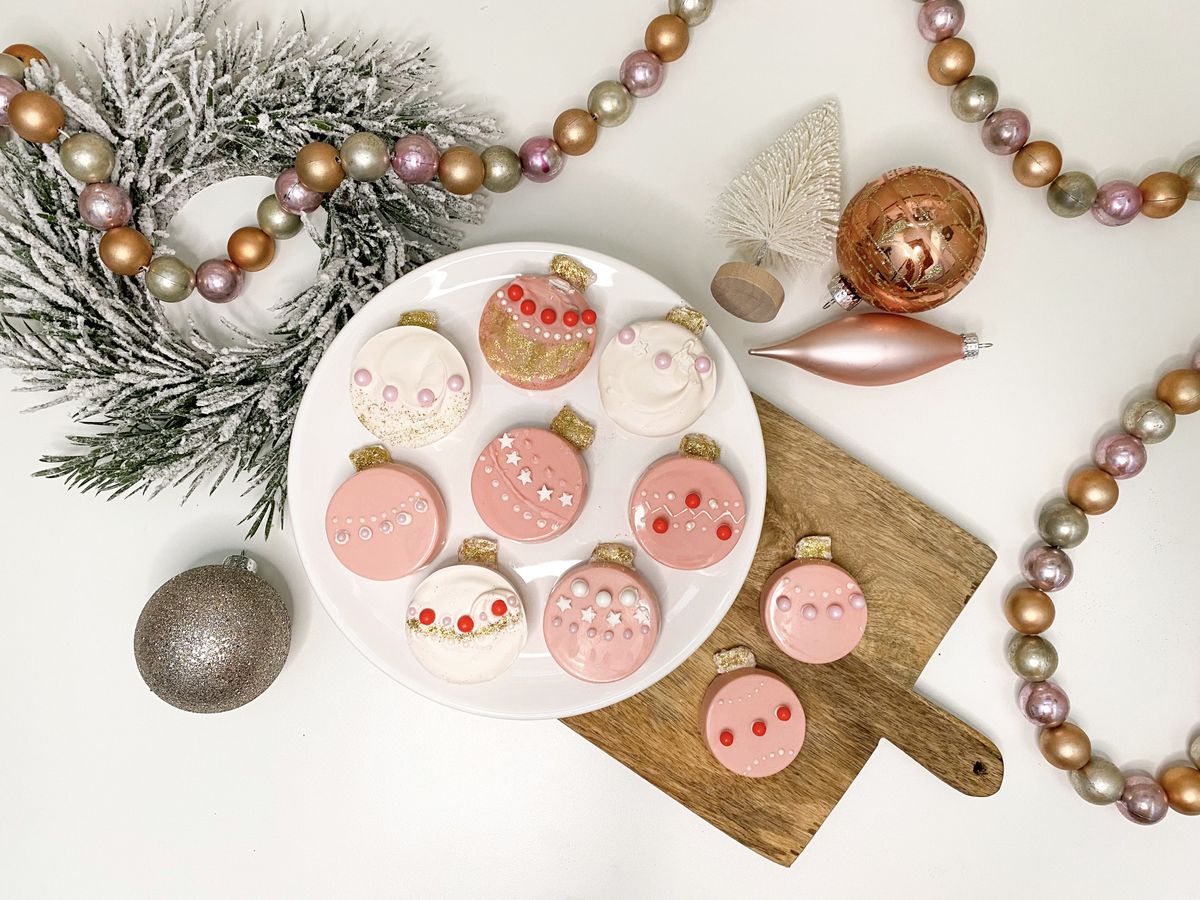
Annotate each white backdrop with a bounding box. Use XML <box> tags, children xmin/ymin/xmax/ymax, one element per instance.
<box><xmin>2</xmin><ymin>1</ymin><xmax>1197</xmax><ymax>897</ymax></box>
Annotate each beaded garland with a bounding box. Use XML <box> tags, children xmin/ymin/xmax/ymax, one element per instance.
<box><xmin>911</xmin><ymin>0</ymin><xmax>1199</xmax><ymax>226</ymax></box>
<box><xmin>0</xmin><ymin>0</ymin><xmax>715</xmax><ymax>304</ymax></box>
<box><xmin>1005</xmin><ymin>350</ymin><xmax>1200</xmax><ymax>824</ymax></box>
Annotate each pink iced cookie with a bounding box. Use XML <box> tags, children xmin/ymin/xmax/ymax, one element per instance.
<box><xmin>478</xmin><ymin>255</ymin><xmax>598</xmax><ymax>390</ymax></box>
<box><xmin>470</xmin><ymin>407</ymin><xmax>593</xmax><ymax>543</ymax></box>
<box><xmin>325</xmin><ymin>448</ymin><xmax>447</xmax><ymax>581</ymax></box>
<box><xmin>629</xmin><ymin>434</ymin><xmax>746</xmax><ymax>570</ymax></box>
<box><xmin>700</xmin><ymin>648</ymin><xmax>806</xmax><ymax>778</ymax></box>
<box><xmin>761</xmin><ymin>537</ymin><xmax>868</xmax><ymax>665</ymax></box>
<box><xmin>543</xmin><ymin>544</ymin><xmax>659</xmax><ymax>683</ymax></box>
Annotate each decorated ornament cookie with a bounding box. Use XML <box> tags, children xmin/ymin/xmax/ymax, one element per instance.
<box><xmin>406</xmin><ymin>539</ymin><xmax>527</xmax><ymax>684</ymax></box>
<box><xmin>598</xmin><ymin>305</ymin><xmax>717</xmax><ymax>437</ymax></box>
<box><xmin>324</xmin><ymin>446</ymin><xmax>447</xmax><ymax>581</ymax></box>
<box><xmin>350</xmin><ymin>311</ymin><xmax>471</xmax><ymax>448</ymax></box>
<box><xmin>543</xmin><ymin>544</ymin><xmax>660</xmax><ymax>683</ymax></box>
<box><xmin>471</xmin><ymin>406</ymin><xmax>594</xmax><ymax>543</ymax></box>
<box><xmin>761</xmin><ymin>536</ymin><xmax>868</xmax><ymax>665</ymax></box>
<box><xmin>630</xmin><ymin>434</ymin><xmax>746</xmax><ymax>570</ymax></box>
<box><xmin>700</xmin><ymin>646</ymin><xmax>806</xmax><ymax>778</ymax></box>
<box><xmin>478</xmin><ymin>254</ymin><xmax>599</xmax><ymax>390</ymax></box>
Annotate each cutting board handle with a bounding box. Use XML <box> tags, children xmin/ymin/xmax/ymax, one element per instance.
<box><xmin>873</xmin><ymin>682</ymin><xmax>1003</xmax><ymax>798</ymax></box>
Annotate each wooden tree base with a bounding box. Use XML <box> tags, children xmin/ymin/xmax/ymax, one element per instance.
<box><xmin>710</xmin><ymin>261</ymin><xmax>786</xmax><ymax>322</ymax></box>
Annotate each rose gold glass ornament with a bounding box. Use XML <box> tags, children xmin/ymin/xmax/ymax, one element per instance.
<box><xmin>826</xmin><ymin>166</ymin><xmax>986</xmax><ymax>313</ymax></box>
<box><xmin>749</xmin><ymin>312</ymin><xmax>989</xmax><ymax>386</ymax></box>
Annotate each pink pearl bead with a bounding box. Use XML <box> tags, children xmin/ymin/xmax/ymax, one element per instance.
<box><xmin>801</xmin><ymin>604</ymin><xmax>818</xmax><ymax>620</ymax></box>
<box><xmin>77</xmin><ymin>182</ymin><xmax>132</xmax><ymax>230</ymax></box>
<box><xmin>776</xmin><ymin>596</ymin><xmax>792</xmax><ymax>612</ymax></box>
<box><xmin>981</xmin><ymin>108</ymin><xmax>1030</xmax><ymax>155</ymax></box>
<box><xmin>1022</xmin><ymin>545</ymin><xmax>1073</xmax><ymax>592</ymax></box>
<box><xmin>620</xmin><ymin>50</ymin><xmax>666</xmax><ymax>98</ymax></box>
<box><xmin>391</xmin><ymin>135</ymin><xmax>440</xmax><ymax>184</ymax></box>
<box><xmin>827</xmin><ymin>603</ymin><xmax>844</xmax><ymax>620</ymax></box>
<box><xmin>194</xmin><ymin>259</ymin><xmax>244</xmax><ymax>304</ymax></box>
<box><xmin>0</xmin><ymin>75</ymin><xmax>23</xmax><ymax>127</ymax></box>
<box><xmin>275</xmin><ymin>168</ymin><xmax>322</xmax><ymax>215</ymax></box>
<box><xmin>618</xmin><ymin>327</ymin><xmax>636</xmax><ymax>344</ymax></box>
<box><xmin>1092</xmin><ymin>180</ymin><xmax>1143</xmax><ymax>227</ymax></box>
<box><xmin>353</xmin><ymin>368</ymin><xmax>372</xmax><ymax>387</ymax></box>
<box><xmin>917</xmin><ymin>0</ymin><xmax>965</xmax><ymax>41</ymax></box>
<box><xmin>849</xmin><ymin>593</ymin><xmax>866</xmax><ymax>609</ymax></box>
<box><xmin>382</xmin><ymin>385</ymin><xmax>398</xmax><ymax>403</ymax></box>
<box><xmin>417</xmin><ymin>388</ymin><xmax>435</xmax><ymax>407</ymax></box>
<box><xmin>1093</xmin><ymin>433</ymin><xmax>1147</xmax><ymax>479</ymax></box>
<box><xmin>519</xmin><ymin>136</ymin><xmax>564</xmax><ymax>184</ymax></box>
<box><xmin>446</xmin><ymin>374</ymin><xmax>464</xmax><ymax>392</ymax></box>
<box><xmin>1018</xmin><ymin>680</ymin><xmax>1069</xmax><ymax>727</ymax></box>
<box><xmin>654</xmin><ymin>351</ymin><xmax>673</xmax><ymax>370</ymax></box>
<box><xmin>694</xmin><ymin>355</ymin><xmax>712</xmax><ymax>374</ymax></box>
<box><xmin>1117</xmin><ymin>776</ymin><xmax>1169</xmax><ymax>825</ymax></box>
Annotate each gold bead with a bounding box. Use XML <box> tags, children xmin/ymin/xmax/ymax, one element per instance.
<box><xmin>553</xmin><ymin>108</ymin><xmax>598</xmax><ymax>156</ymax></box>
<box><xmin>645</xmin><ymin>14</ymin><xmax>689</xmax><ymax>63</ymax></box>
<box><xmin>926</xmin><ymin>37</ymin><xmax>974</xmax><ymax>86</ymax></box>
<box><xmin>227</xmin><ymin>226</ymin><xmax>276</xmax><ymax>273</ymax></box>
<box><xmin>1005</xmin><ymin>587</ymin><xmax>1054</xmax><ymax>635</ymax></box>
<box><xmin>1156</xmin><ymin>368</ymin><xmax>1200</xmax><ymax>415</ymax></box>
<box><xmin>294</xmin><ymin>142</ymin><xmax>345</xmax><ymax>193</ymax></box>
<box><xmin>7</xmin><ymin>90</ymin><xmax>65</xmax><ymax>143</ymax></box>
<box><xmin>1160</xmin><ymin>766</ymin><xmax>1200</xmax><ymax>815</ymax></box>
<box><xmin>1066</xmin><ymin>467</ymin><xmax>1118</xmax><ymax>515</ymax></box>
<box><xmin>437</xmin><ymin>145</ymin><xmax>485</xmax><ymax>196</ymax></box>
<box><xmin>3</xmin><ymin>43</ymin><xmax>47</xmax><ymax>66</ymax></box>
<box><xmin>1012</xmin><ymin>140</ymin><xmax>1063</xmax><ymax>188</ymax></box>
<box><xmin>98</xmin><ymin>226</ymin><xmax>152</xmax><ymax>276</ymax></box>
<box><xmin>1038</xmin><ymin>723</ymin><xmax>1091</xmax><ymax>771</ymax></box>
<box><xmin>1139</xmin><ymin>171</ymin><xmax>1189</xmax><ymax>219</ymax></box>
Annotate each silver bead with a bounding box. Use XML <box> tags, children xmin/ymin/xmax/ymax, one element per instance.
<box><xmin>669</xmin><ymin>0</ymin><xmax>714</xmax><ymax>26</ymax></box>
<box><xmin>1180</xmin><ymin>155</ymin><xmax>1200</xmax><ymax>201</ymax></box>
<box><xmin>1122</xmin><ymin>398</ymin><xmax>1175</xmax><ymax>444</ymax></box>
<box><xmin>949</xmin><ymin>75</ymin><xmax>998</xmax><ymax>123</ymax></box>
<box><xmin>1189</xmin><ymin>734</ymin><xmax>1200</xmax><ymax>768</ymax></box>
<box><xmin>339</xmin><ymin>131</ymin><xmax>390</xmax><ymax>182</ymax></box>
<box><xmin>1047</xmin><ymin>171</ymin><xmax>1098</xmax><ymax>218</ymax></box>
<box><xmin>0</xmin><ymin>52</ymin><xmax>24</xmax><ymax>82</ymax></box>
<box><xmin>256</xmin><ymin>195</ymin><xmax>303</xmax><ymax>240</ymax></box>
<box><xmin>1037</xmin><ymin>499</ymin><xmax>1089</xmax><ymax>549</ymax></box>
<box><xmin>588</xmin><ymin>80</ymin><xmax>634</xmax><ymax>128</ymax></box>
<box><xmin>1070</xmin><ymin>758</ymin><xmax>1125</xmax><ymax>805</ymax></box>
<box><xmin>144</xmin><ymin>255</ymin><xmax>195</xmax><ymax>303</ymax></box>
<box><xmin>59</xmin><ymin>132</ymin><xmax>116</xmax><ymax>184</ymax></box>
<box><xmin>1006</xmin><ymin>634</ymin><xmax>1058</xmax><ymax>681</ymax></box>
<box><xmin>481</xmin><ymin>145</ymin><xmax>522</xmax><ymax>193</ymax></box>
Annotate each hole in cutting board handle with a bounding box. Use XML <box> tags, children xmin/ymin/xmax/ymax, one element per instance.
<box><xmin>973</xmin><ymin>760</ymin><xmax>987</xmax><ymax>776</ymax></box>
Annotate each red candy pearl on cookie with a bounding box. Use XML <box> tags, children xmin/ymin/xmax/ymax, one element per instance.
<box><xmin>563</xmin><ymin>310</ymin><xmax>579</xmax><ymax>327</ymax></box>
<box><xmin>719</xmin><ymin>729</ymin><xmax>734</xmax><ymax>747</ymax></box>
<box><xmin>520</xmin><ymin>299</ymin><xmax>536</xmax><ymax>316</ymax></box>
<box><xmin>652</xmin><ymin>516</ymin><xmax>669</xmax><ymax>534</ymax></box>
<box><xmin>775</xmin><ymin>705</ymin><xmax>791</xmax><ymax>722</ymax></box>
<box><xmin>716</xmin><ymin>524</ymin><xmax>733</xmax><ymax>541</ymax></box>
<box><xmin>685</xmin><ymin>492</ymin><xmax>701</xmax><ymax>509</ymax></box>
<box><xmin>419</xmin><ymin>608</ymin><xmax>436</xmax><ymax>625</ymax></box>
<box><xmin>540</xmin><ymin>308</ymin><xmax>557</xmax><ymax>325</ymax></box>
<box><xmin>491</xmin><ymin>598</ymin><xmax>508</xmax><ymax>617</ymax></box>
<box><xmin>507</xmin><ymin>284</ymin><xmax>524</xmax><ymax>301</ymax></box>
<box><xmin>457</xmin><ymin>615</ymin><xmax>475</xmax><ymax>633</ymax></box>
<box><xmin>752</xmin><ymin>720</ymin><xmax>767</xmax><ymax>737</ymax></box>
<box><xmin>581</xmin><ymin>309</ymin><xmax>596</xmax><ymax>325</ymax></box>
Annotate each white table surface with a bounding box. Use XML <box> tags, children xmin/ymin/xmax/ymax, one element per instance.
<box><xmin>3</xmin><ymin>1</ymin><xmax>1197</xmax><ymax>896</ymax></box>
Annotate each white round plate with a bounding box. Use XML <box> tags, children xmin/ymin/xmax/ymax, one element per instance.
<box><xmin>289</xmin><ymin>242</ymin><xmax>765</xmax><ymax>719</ymax></box>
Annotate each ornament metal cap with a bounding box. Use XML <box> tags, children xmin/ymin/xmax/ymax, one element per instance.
<box><xmin>458</xmin><ymin>537</ymin><xmax>499</xmax><ymax>567</ymax></box>
<box><xmin>666</xmin><ymin>304</ymin><xmax>708</xmax><ymax>336</ymax></box>
<box><xmin>713</xmin><ymin>645</ymin><xmax>756</xmax><ymax>674</ymax></box>
<box><xmin>824</xmin><ymin>272</ymin><xmax>861</xmax><ymax>311</ymax></box>
<box><xmin>222</xmin><ymin>552</ymin><xmax>258</xmax><ymax>574</ymax></box>
<box><xmin>794</xmin><ymin>535</ymin><xmax>833</xmax><ymax>561</ymax></box>
<box><xmin>549</xmin><ymin>254</ymin><xmax>595</xmax><ymax>293</ymax></box>
<box><xmin>550</xmin><ymin>404</ymin><xmax>596</xmax><ymax>450</ymax></box>
<box><xmin>679</xmin><ymin>433</ymin><xmax>721</xmax><ymax>462</ymax></box>
<box><xmin>591</xmin><ymin>542</ymin><xmax>635</xmax><ymax>568</ymax></box>
<box><xmin>397</xmin><ymin>310</ymin><xmax>438</xmax><ymax>330</ymax></box>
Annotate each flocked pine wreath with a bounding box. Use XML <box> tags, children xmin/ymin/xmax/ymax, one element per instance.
<box><xmin>0</xmin><ymin>2</ymin><xmax>497</xmax><ymax>535</ymax></box>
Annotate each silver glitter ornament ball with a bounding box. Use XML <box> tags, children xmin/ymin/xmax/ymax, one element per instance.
<box><xmin>134</xmin><ymin>554</ymin><xmax>290</xmax><ymax>713</ymax></box>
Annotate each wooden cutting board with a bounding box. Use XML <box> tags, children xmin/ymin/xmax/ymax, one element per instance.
<box><xmin>562</xmin><ymin>394</ymin><xmax>1001</xmax><ymax>865</ymax></box>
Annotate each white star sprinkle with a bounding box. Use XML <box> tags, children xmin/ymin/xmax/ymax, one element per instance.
<box><xmin>517</xmin><ymin>468</ymin><xmax>532</xmax><ymax>485</ymax></box>
<box><xmin>505</xmin><ymin>450</ymin><xmax>522</xmax><ymax>467</ymax></box>
<box><xmin>634</xmin><ymin>606</ymin><xmax>651</xmax><ymax>625</ymax></box>
<box><xmin>498</xmin><ymin>433</ymin><xmax>515</xmax><ymax>449</ymax></box>
<box><xmin>606</xmin><ymin>610</ymin><xmax>622</xmax><ymax>627</ymax></box>
<box><xmin>580</xmin><ymin>606</ymin><xmax>597</xmax><ymax>623</ymax></box>
<box><xmin>537</xmin><ymin>485</ymin><xmax>553</xmax><ymax>502</ymax></box>
<box><xmin>555</xmin><ymin>596</ymin><xmax>572</xmax><ymax>612</ymax></box>
<box><xmin>558</xmin><ymin>492</ymin><xmax>574</xmax><ymax>507</ymax></box>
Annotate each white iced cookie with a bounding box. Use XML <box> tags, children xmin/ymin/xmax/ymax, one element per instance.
<box><xmin>598</xmin><ymin>307</ymin><xmax>716</xmax><ymax>437</ymax></box>
<box><xmin>350</xmin><ymin>312</ymin><xmax>471</xmax><ymax>448</ymax></box>
<box><xmin>406</xmin><ymin>541</ymin><xmax>526</xmax><ymax>684</ymax></box>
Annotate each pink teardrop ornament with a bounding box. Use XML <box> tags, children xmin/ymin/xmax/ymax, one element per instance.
<box><xmin>749</xmin><ymin>313</ymin><xmax>988</xmax><ymax>386</ymax></box>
